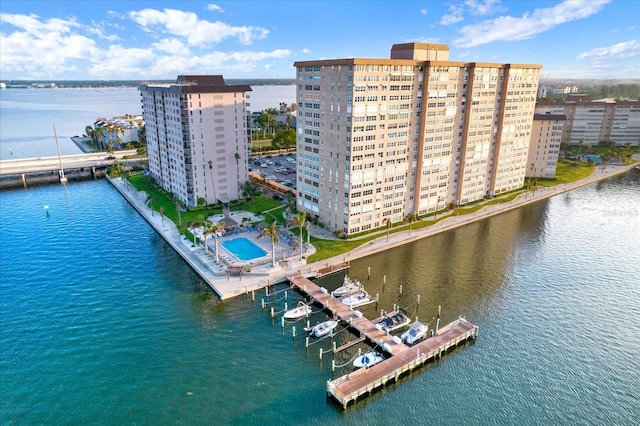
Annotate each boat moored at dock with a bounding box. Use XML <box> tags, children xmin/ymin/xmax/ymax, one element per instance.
<box><xmin>374</xmin><ymin>309</ymin><xmax>410</xmax><ymax>332</ymax></box>
<box><xmin>353</xmin><ymin>350</ymin><xmax>385</xmax><ymax>369</ymax></box>
<box><xmin>307</xmin><ymin>320</ymin><xmax>338</xmax><ymax>338</ymax></box>
<box><xmin>283</xmin><ymin>301</ymin><xmax>312</xmax><ymax>320</ymax></box>
<box><xmin>401</xmin><ymin>321</ymin><xmax>429</xmax><ymax>345</ymax></box>
<box><xmin>331</xmin><ymin>276</ymin><xmax>361</xmax><ymax>298</ymax></box>
<box><xmin>341</xmin><ymin>290</ymin><xmax>371</xmax><ymax>308</ymax></box>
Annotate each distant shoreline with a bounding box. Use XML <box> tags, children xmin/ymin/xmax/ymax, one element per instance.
<box><xmin>0</xmin><ymin>79</ymin><xmax>296</xmax><ymax>89</ymax></box>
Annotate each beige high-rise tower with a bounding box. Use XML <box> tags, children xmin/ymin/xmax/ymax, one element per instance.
<box><xmin>294</xmin><ymin>43</ymin><xmax>541</xmax><ymax>236</ymax></box>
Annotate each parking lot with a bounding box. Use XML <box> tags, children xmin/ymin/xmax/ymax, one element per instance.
<box><xmin>249</xmin><ymin>152</ymin><xmax>297</xmax><ymax>190</ymax></box>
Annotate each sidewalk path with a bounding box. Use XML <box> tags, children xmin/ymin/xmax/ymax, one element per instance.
<box><xmin>109</xmin><ymin>159</ymin><xmax>638</xmax><ymax>300</ymax></box>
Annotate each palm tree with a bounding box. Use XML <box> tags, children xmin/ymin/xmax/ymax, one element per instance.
<box><xmin>213</xmin><ymin>221</ymin><xmax>226</xmax><ymax>262</ymax></box>
<box><xmin>601</xmin><ymin>150</ymin><xmax>613</xmax><ymax>172</ymax></box>
<box><xmin>146</xmin><ymin>194</ymin><xmax>156</xmax><ymax>216</ymax></box>
<box><xmin>405</xmin><ymin>213</ymin><xmax>418</xmax><ymax>236</ymax></box>
<box><xmin>258</xmin><ymin>220</ymin><xmax>280</xmax><ymax>267</ymax></box>
<box><xmin>159</xmin><ymin>207</ymin><xmax>165</xmax><ymax>226</ymax></box>
<box><xmin>528</xmin><ymin>162</ymin><xmax>535</xmax><ymax>196</ymax></box>
<box><xmin>174</xmin><ymin>200</ymin><xmax>183</xmax><ymax>226</ymax></box>
<box><xmin>383</xmin><ymin>217</ymin><xmax>392</xmax><ymax>242</ymax></box>
<box><xmin>305</xmin><ymin>221</ymin><xmax>311</xmax><ymax>246</ymax></box>
<box><xmin>294</xmin><ymin>211</ymin><xmax>307</xmax><ymax>260</ymax></box>
<box><xmin>234</xmin><ymin>152</ymin><xmax>241</xmax><ymax>202</ymax></box>
<box><xmin>207</xmin><ymin>160</ymin><xmax>217</xmax><ymax>205</ymax></box>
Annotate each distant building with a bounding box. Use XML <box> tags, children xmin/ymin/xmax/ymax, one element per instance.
<box><xmin>93</xmin><ymin>115</ymin><xmax>144</xmax><ymax>149</ymax></box>
<box><xmin>526</xmin><ymin>113</ymin><xmax>566</xmax><ymax>178</ymax></box>
<box><xmin>294</xmin><ymin>43</ymin><xmax>541</xmax><ymax>236</ymax></box>
<box><xmin>139</xmin><ymin>75</ymin><xmax>252</xmax><ymax>207</ymax></box>
<box><xmin>537</xmin><ymin>84</ymin><xmax>579</xmax><ymax>98</ymax></box>
<box><xmin>536</xmin><ymin>95</ymin><xmax>640</xmax><ymax>146</ymax></box>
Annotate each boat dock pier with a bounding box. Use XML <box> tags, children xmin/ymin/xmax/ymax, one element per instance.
<box><xmin>317</xmin><ymin>262</ymin><xmax>350</xmax><ymax>278</ymax></box>
<box><xmin>286</xmin><ymin>272</ymin><xmax>479</xmax><ymax>409</ymax></box>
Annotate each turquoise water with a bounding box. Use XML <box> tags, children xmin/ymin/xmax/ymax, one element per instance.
<box><xmin>2</xmin><ymin>173</ymin><xmax>639</xmax><ymax>424</ymax></box>
<box><xmin>221</xmin><ymin>237</ymin><xmax>268</xmax><ymax>261</ymax></box>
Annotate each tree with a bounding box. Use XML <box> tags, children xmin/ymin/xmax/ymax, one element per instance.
<box><xmin>529</xmin><ymin>162</ymin><xmax>535</xmax><ymax>191</ymax></box>
<box><xmin>271</xmin><ymin>129</ymin><xmax>296</xmax><ymax>151</ymax></box>
<box><xmin>258</xmin><ymin>220</ymin><xmax>280</xmax><ymax>267</ymax></box>
<box><xmin>146</xmin><ymin>194</ymin><xmax>156</xmax><ymax>216</ymax></box>
<box><xmin>601</xmin><ymin>150</ymin><xmax>613</xmax><ymax>172</ymax></box>
<box><xmin>174</xmin><ymin>199</ymin><xmax>184</xmax><ymax>226</ymax></box>
<box><xmin>294</xmin><ymin>212</ymin><xmax>307</xmax><ymax>260</ymax></box>
<box><xmin>405</xmin><ymin>213</ymin><xmax>418</xmax><ymax>236</ymax></box>
<box><xmin>213</xmin><ymin>221</ymin><xmax>226</xmax><ymax>262</ymax></box>
<box><xmin>159</xmin><ymin>206</ymin><xmax>165</xmax><ymax>226</ymax></box>
<box><xmin>305</xmin><ymin>221</ymin><xmax>311</xmax><ymax>245</ymax></box>
<box><xmin>383</xmin><ymin>217</ymin><xmax>392</xmax><ymax>242</ymax></box>
<box><xmin>207</xmin><ymin>160</ymin><xmax>217</xmax><ymax>205</ymax></box>
<box><xmin>234</xmin><ymin>152</ymin><xmax>241</xmax><ymax>201</ymax></box>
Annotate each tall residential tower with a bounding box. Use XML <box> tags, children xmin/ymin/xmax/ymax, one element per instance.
<box><xmin>294</xmin><ymin>43</ymin><xmax>541</xmax><ymax>236</ymax></box>
<box><xmin>140</xmin><ymin>75</ymin><xmax>252</xmax><ymax>207</ymax></box>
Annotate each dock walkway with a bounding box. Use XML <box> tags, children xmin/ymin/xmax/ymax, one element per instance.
<box><xmin>286</xmin><ymin>272</ymin><xmax>479</xmax><ymax>409</ymax></box>
<box><xmin>327</xmin><ymin>317</ymin><xmax>478</xmax><ymax>408</ymax></box>
<box><xmin>288</xmin><ymin>273</ymin><xmax>407</xmax><ymax>356</ymax></box>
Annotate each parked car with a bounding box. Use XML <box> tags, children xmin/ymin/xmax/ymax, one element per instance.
<box><xmin>260</xmin><ymin>163</ymin><xmax>268</xmax><ymax>168</ymax></box>
<box><xmin>272</xmin><ymin>194</ymin><xmax>284</xmax><ymax>201</ymax></box>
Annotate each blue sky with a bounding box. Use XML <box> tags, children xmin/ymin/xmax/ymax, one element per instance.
<box><xmin>1</xmin><ymin>0</ymin><xmax>638</xmax><ymax>81</ymax></box>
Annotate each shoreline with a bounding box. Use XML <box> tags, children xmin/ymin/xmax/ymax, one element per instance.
<box><xmin>108</xmin><ymin>159</ymin><xmax>638</xmax><ymax>300</ymax></box>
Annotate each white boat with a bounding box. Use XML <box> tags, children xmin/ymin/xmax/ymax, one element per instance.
<box><xmin>307</xmin><ymin>320</ymin><xmax>338</xmax><ymax>338</ymax></box>
<box><xmin>375</xmin><ymin>308</ymin><xmax>410</xmax><ymax>332</ymax></box>
<box><xmin>353</xmin><ymin>350</ymin><xmax>385</xmax><ymax>369</ymax></box>
<box><xmin>332</xmin><ymin>276</ymin><xmax>361</xmax><ymax>298</ymax></box>
<box><xmin>283</xmin><ymin>301</ymin><xmax>312</xmax><ymax>320</ymax></box>
<box><xmin>341</xmin><ymin>290</ymin><xmax>371</xmax><ymax>308</ymax></box>
<box><xmin>401</xmin><ymin>321</ymin><xmax>428</xmax><ymax>345</ymax></box>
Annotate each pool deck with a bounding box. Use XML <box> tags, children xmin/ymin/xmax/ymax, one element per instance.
<box><xmin>108</xmin><ymin>158</ymin><xmax>639</xmax><ymax>300</ymax></box>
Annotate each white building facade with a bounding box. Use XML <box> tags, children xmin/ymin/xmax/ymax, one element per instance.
<box><xmin>526</xmin><ymin>113</ymin><xmax>565</xmax><ymax>178</ymax></box>
<box><xmin>294</xmin><ymin>43</ymin><xmax>541</xmax><ymax>236</ymax></box>
<box><xmin>140</xmin><ymin>75</ymin><xmax>251</xmax><ymax>207</ymax></box>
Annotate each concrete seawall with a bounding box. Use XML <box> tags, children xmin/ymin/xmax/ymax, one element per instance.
<box><xmin>107</xmin><ymin>159</ymin><xmax>638</xmax><ymax>300</ymax></box>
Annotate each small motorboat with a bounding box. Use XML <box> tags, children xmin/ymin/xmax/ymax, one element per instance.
<box><xmin>307</xmin><ymin>320</ymin><xmax>338</xmax><ymax>338</ymax></box>
<box><xmin>375</xmin><ymin>308</ymin><xmax>410</xmax><ymax>332</ymax></box>
<box><xmin>401</xmin><ymin>321</ymin><xmax>428</xmax><ymax>345</ymax></box>
<box><xmin>341</xmin><ymin>290</ymin><xmax>371</xmax><ymax>308</ymax></box>
<box><xmin>332</xmin><ymin>276</ymin><xmax>361</xmax><ymax>298</ymax></box>
<box><xmin>283</xmin><ymin>301</ymin><xmax>312</xmax><ymax>320</ymax></box>
<box><xmin>353</xmin><ymin>350</ymin><xmax>384</xmax><ymax>369</ymax></box>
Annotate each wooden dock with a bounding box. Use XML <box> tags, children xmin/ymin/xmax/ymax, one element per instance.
<box><xmin>317</xmin><ymin>262</ymin><xmax>350</xmax><ymax>278</ymax></box>
<box><xmin>288</xmin><ymin>273</ymin><xmax>407</xmax><ymax>356</ymax></box>
<box><xmin>286</xmin><ymin>272</ymin><xmax>479</xmax><ymax>409</ymax></box>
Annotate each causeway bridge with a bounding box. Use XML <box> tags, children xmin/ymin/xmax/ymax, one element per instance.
<box><xmin>0</xmin><ymin>150</ymin><xmax>140</xmax><ymax>187</ymax></box>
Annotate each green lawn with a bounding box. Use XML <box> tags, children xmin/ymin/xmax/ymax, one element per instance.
<box><xmin>127</xmin><ymin>174</ymin><xmax>288</xmax><ymax>232</ymax></box>
<box><xmin>537</xmin><ymin>161</ymin><xmax>594</xmax><ymax>187</ymax></box>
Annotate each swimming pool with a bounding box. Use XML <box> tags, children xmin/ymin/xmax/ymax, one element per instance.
<box><xmin>221</xmin><ymin>238</ymin><xmax>268</xmax><ymax>261</ymax></box>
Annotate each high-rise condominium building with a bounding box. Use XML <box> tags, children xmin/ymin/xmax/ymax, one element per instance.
<box><xmin>294</xmin><ymin>43</ymin><xmax>541</xmax><ymax>236</ymax></box>
<box><xmin>140</xmin><ymin>75</ymin><xmax>251</xmax><ymax>208</ymax></box>
<box><xmin>536</xmin><ymin>95</ymin><xmax>640</xmax><ymax>147</ymax></box>
<box><xmin>526</xmin><ymin>113</ymin><xmax>566</xmax><ymax>178</ymax></box>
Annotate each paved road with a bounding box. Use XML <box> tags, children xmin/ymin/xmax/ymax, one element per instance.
<box><xmin>0</xmin><ymin>150</ymin><xmax>138</xmax><ymax>175</ymax></box>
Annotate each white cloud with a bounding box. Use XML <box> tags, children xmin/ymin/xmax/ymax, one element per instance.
<box><xmin>577</xmin><ymin>40</ymin><xmax>640</xmax><ymax>62</ymax></box>
<box><xmin>464</xmin><ymin>0</ymin><xmax>504</xmax><ymax>15</ymax></box>
<box><xmin>152</xmin><ymin>38</ymin><xmax>191</xmax><ymax>55</ymax></box>
<box><xmin>441</xmin><ymin>5</ymin><xmax>464</xmax><ymax>25</ymax></box>
<box><xmin>207</xmin><ymin>4</ymin><xmax>224</xmax><ymax>13</ymax></box>
<box><xmin>128</xmin><ymin>8</ymin><xmax>268</xmax><ymax>46</ymax></box>
<box><xmin>0</xmin><ymin>13</ymin><xmax>99</xmax><ymax>78</ymax></box>
<box><xmin>453</xmin><ymin>0</ymin><xmax>611</xmax><ymax>48</ymax></box>
<box><xmin>420</xmin><ymin>9</ymin><xmax>427</xmax><ymax>15</ymax></box>
<box><xmin>302</xmin><ymin>48</ymin><xmax>311</xmax><ymax>54</ymax></box>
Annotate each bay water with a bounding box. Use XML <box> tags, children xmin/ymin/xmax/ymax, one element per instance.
<box><xmin>1</xmin><ymin>88</ymin><xmax>639</xmax><ymax>425</ymax></box>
